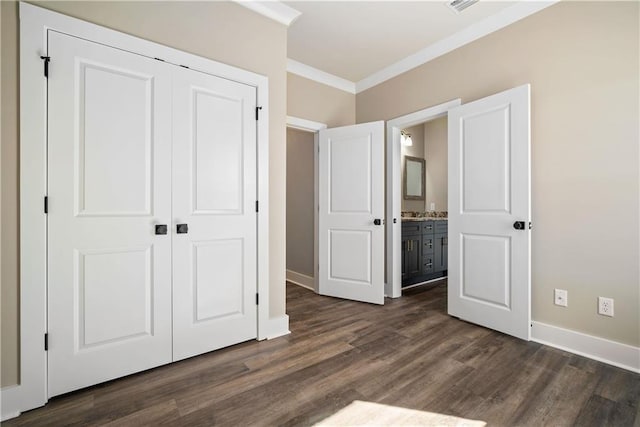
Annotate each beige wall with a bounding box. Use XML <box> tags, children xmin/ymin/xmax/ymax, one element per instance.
<box><xmin>0</xmin><ymin>0</ymin><xmax>288</xmax><ymax>387</ymax></box>
<box><xmin>285</xmin><ymin>74</ymin><xmax>355</xmax><ymax>280</ymax></box>
<box><xmin>424</xmin><ymin>117</ymin><xmax>448</xmax><ymax>213</ymax></box>
<box><xmin>401</xmin><ymin>124</ymin><xmax>426</xmax><ymax>212</ymax></box>
<box><xmin>286</xmin><ymin>128</ymin><xmax>315</xmax><ymax>277</ymax></box>
<box><xmin>288</xmin><ymin>73</ymin><xmax>355</xmax><ymax>127</ymax></box>
<box><xmin>357</xmin><ymin>1</ymin><xmax>639</xmax><ymax>346</ymax></box>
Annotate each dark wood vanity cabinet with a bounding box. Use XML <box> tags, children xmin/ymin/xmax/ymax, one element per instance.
<box><xmin>401</xmin><ymin>234</ymin><xmax>422</xmax><ymax>280</ymax></box>
<box><xmin>402</xmin><ymin>220</ymin><xmax>447</xmax><ymax>287</ymax></box>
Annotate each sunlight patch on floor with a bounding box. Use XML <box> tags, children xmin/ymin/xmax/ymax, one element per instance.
<box><xmin>314</xmin><ymin>400</ymin><xmax>486</xmax><ymax>427</ymax></box>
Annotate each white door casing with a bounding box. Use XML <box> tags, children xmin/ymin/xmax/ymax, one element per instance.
<box><xmin>318</xmin><ymin>122</ymin><xmax>385</xmax><ymax>305</ymax></box>
<box><xmin>19</xmin><ymin>2</ymin><xmax>272</xmax><ymax>415</ymax></box>
<box><xmin>47</xmin><ymin>31</ymin><xmax>173</xmax><ymax>396</ymax></box>
<box><xmin>448</xmin><ymin>84</ymin><xmax>531</xmax><ymax>340</ymax></box>
<box><xmin>385</xmin><ymin>100</ymin><xmax>461</xmax><ymax>299</ymax></box>
<box><xmin>171</xmin><ymin>66</ymin><xmax>258</xmax><ymax>361</ymax></box>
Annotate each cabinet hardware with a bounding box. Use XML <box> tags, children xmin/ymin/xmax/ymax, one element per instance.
<box><xmin>373</xmin><ymin>218</ymin><xmax>382</xmax><ymax>225</ymax></box>
<box><xmin>176</xmin><ymin>223</ymin><xmax>189</xmax><ymax>234</ymax></box>
<box><xmin>155</xmin><ymin>224</ymin><xmax>168</xmax><ymax>235</ymax></box>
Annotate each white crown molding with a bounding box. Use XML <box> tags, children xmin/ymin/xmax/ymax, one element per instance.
<box><xmin>356</xmin><ymin>0</ymin><xmax>559</xmax><ymax>93</ymax></box>
<box><xmin>287</xmin><ymin>59</ymin><xmax>356</xmax><ymax>94</ymax></box>
<box><xmin>234</xmin><ymin>1</ymin><xmax>301</xmax><ymax>27</ymax></box>
<box><xmin>531</xmin><ymin>321</ymin><xmax>640</xmax><ymax>373</ymax></box>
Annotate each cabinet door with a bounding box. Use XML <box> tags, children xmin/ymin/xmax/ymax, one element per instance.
<box><xmin>434</xmin><ymin>233</ymin><xmax>448</xmax><ymax>273</ymax></box>
<box><xmin>402</xmin><ymin>235</ymin><xmax>422</xmax><ymax>280</ymax></box>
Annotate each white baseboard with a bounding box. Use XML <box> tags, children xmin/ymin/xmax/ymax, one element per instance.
<box><xmin>286</xmin><ymin>269</ymin><xmax>315</xmax><ymax>291</ymax></box>
<box><xmin>531</xmin><ymin>321</ymin><xmax>640</xmax><ymax>373</ymax></box>
<box><xmin>1</xmin><ymin>384</ymin><xmax>22</xmax><ymax>421</ymax></box>
<box><xmin>263</xmin><ymin>314</ymin><xmax>291</xmax><ymax>340</ymax></box>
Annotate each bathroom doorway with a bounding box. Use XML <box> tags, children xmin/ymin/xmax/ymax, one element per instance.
<box><xmin>386</xmin><ymin>100</ymin><xmax>461</xmax><ymax>298</ymax></box>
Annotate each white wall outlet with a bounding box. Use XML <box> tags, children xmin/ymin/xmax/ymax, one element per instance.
<box><xmin>598</xmin><ymin>297</ymin><xmax>614</xmax><ymax>317</ymax></box>
<box><xmin>430</xmin><ymin>202</ymin><xmax>436</xmax><ymax>211</ymax></box>
<box><xmin>554</xmin><ymin>289</ymin><xmax>568</xmax><ymax>307</ymax></box>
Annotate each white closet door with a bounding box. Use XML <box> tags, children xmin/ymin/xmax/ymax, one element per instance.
<box><xmin>171</xmin><ymin>66</ymin><xmax>258</xmax><ymax>361</ymax></box>
<box><xmin>47</xmin><ymin>31</ymin><xmax>173</xmax><ymax>396</ymax></box>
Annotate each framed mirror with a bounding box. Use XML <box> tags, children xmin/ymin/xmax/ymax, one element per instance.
<box><xmin>404</xmin><ymin>156</ymin><xmax>425</xmax><ymax>200</ymax></box>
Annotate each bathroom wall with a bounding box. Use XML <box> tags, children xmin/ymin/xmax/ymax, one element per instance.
<box><xmin>400</xmin><ymin>124</ymin><xmax>425</xmax><ymax>212</ymax></box>
<box><xmin>423</xmin><ymin>117</ymin><xmax>448</xmax><ymax>213</ymax></box>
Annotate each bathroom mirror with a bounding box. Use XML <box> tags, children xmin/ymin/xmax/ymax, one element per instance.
<box><xmin>404</xmin><ymin>156</ymin><xmax>425</xmax><ymax>200</ymax></box>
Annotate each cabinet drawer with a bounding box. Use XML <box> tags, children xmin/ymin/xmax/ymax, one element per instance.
<box><xmin>422</xmin><ymin>236</ymin><xmax>435</xmax><ymax>254</ymax></box>
<box><xmin>422</xmin><ymin>254</ymin><xmax>435</xmax><ymax>275</ymax></box>
<box><xmin>435</xmin><ymin>221</ymin><xmax>448</xmax><ymax>233</ymax></box>
<box><xmin>422</xmin><ymin>221</ymin><xmax>435</xmax><ymax>233</ymax></box>
<box><xmin>402</xmin><ymin>222</ymin><xmax>423</xmax><ymax>236</ymax></box>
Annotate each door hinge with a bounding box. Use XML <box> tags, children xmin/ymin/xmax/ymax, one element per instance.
<box><xmin>255</xmin><ymin>200</ymin><xmax>259</xmax><ymax>213</ymax></box>
<box><xmin>44</xmin><ymin>333</ymin><xmax>49</xmax><ymax>351</ymax></box>
<box><xmin>255</xmin><ymin>106</ymin><xmax>262</xmax><ymax>120</ymax></box>
<box><xmin>40</xmin><ymin>56</ymin><xmax>50</xmax><ymax>78</ymax></box>
<box><xmin>44</xmin><ymin>196</ymin><xmax>48</xmax><ymax>214</ymax></box>
<box><xmin>256</xmin><ymin>293</ymin><xmax>259</xmax><ymax>305</ymax></box>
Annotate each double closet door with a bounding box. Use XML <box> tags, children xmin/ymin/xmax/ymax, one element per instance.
<box><xmin>47</xmin><ymin>31</ymin><xmax>258</xmax><ymax>397</ymax></box>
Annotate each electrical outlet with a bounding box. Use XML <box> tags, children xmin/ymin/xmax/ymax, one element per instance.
<box><xmin>598</xmin><ymin>297</ymin><xmax>614</xmax><ymax>317</ymax></box>
<box><xmin>554</xmin><ymin>289</ymin><xmax>568</xmax><ymax>307</ymax></box>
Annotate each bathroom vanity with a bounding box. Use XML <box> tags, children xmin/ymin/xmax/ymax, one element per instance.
<box><xmin>401</xmin><ymin>218</ymin><xmax>448</xmax><ymax>287</ymax></box>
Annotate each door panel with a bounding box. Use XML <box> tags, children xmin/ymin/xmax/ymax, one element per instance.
<box><xmin>77</xmin><ymin>62</ymin><xmax>153</xmax><ymax>215</ymax></box>
<box><xmin>172</xmin><ymin>66</ymin><xmax>257</xmax><ymax>361</ymax></box>
<box><xmin>47</xmin><ymin>31</ymin><xmax>172</xmax><ymax>397</ymax></box>
<box><xmin>448</xmin><ymin>84</ymin><xmax>531</xmax><ymax>340</ymax></box>
<box><xmin>318</xmin><ymin>122</ymin><xmax>384</xmax><ymax>304</ymax></box>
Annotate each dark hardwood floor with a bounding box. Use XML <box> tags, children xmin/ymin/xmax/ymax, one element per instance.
<box><xmin>6</xmin><ymin>281</ymin><xmax>639</xmax><ymax>426</ymax></box>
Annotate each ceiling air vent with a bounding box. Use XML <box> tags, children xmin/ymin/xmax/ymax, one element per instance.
<box><xmin>446</xmin><ymin>0</ymin><xmax>479</xmax><ymax>14</ymax></box>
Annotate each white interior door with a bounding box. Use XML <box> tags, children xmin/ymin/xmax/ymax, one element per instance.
<box><xmin>171</xmin><ymin>67</ymin><xmax>258</xmax><ymax>361</ymax></box>
<box><xmin>318</xmin><ymin>122</ymin><xmax>385</xmax><ymax>304</ymax></box>
<box><xmin>47</xmin><ymin>31</ymin><xmax>173</xmax><ymax>396</ymax></box>
<box><xmin>448</xmin><ymin>84</ymin><xmax>531</xmax><ymax>340</ymax></box>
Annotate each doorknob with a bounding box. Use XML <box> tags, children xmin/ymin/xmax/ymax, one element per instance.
<box><xmin>513</xmin><ymin>221</ymin><xmax>531</xmax><ymax>230</ymax></box>
<box><xmin>176</xmin><ymin>223</ymin><xmax>189</xmax><ymax>234</ymax></box>
<box><xmin>373</xmin><ymin>219</ymin><xmax>382</xmax><ymax>225</ymax></box>
<box><xmin>155</xmin><ymin>224</ymin><xmax>168</xmax><ymax>235</ymax></box>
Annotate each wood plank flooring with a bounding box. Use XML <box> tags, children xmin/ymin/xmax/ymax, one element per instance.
<box><xmin>6</xmin><ymin>281</ymin><xmax>639</xmax><ymax>426</ymax></box>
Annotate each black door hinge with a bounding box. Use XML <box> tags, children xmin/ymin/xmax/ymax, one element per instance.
<box><xmin>44</xmin><ymin>196</ymin><xmax>48</xmax><ymax>214</ymax></box>
<box><xmin>44</xmin><ymin>333</ymin><xmax>49</xmax><ymax>351</ymax></box>
<box><xmin>256</xmin><ymin>293</ymin><xmax>259</xmax><ymax>305</ymax></box>
<box><xmin>40</xmin><ymin>56</ymin><xmax>50</xmax><ymax>78</ymax></box>
<box><xmin>255</xmin><ymin>200</ymin><xmax>259</xmax><ymax>213</ymax></box>
<box><xmin>255</xmin><ymin>106</ymin><xmax>262</xmax><ymax>120</ymax></box>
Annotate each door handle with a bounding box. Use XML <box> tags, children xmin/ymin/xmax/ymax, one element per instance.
<box><xmin>155</xmin><ymin>224</ymin><xmax>168</xmax><ymax>235</ymax></box>
<box><xmin>373</xmin><ymin>219</ymin><xmax>382</xmax><ymax>225</ymax></box>
<box><xmin>176</xmin><ymin>223</ymin><xmax>189</xmax><ymax>234</ymax></box>
<box><xmin>513</xmin><ymin>221</ymin><xmax>531</xmax><ymax>230</ymax></box>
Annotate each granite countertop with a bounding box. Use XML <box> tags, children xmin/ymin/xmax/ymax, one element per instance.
<box><xmin>401</xmin><ymin>217</ymin><xmax>448</xmax><ymax>222</ymax></box>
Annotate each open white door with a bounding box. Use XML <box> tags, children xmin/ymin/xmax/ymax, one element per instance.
<box><xmin>318</xmin><ymin>122</ymin><xmax>385</xmax><ymax>304</ymax></box>
<box><xmin>448</xmin><ymin>84</ymin><xmax>531</xmax><ymax>340</ymax></box>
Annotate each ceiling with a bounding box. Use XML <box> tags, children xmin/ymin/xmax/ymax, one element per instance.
<box><xmin>285</xmin><ymin>1</ymin><xmax>518</xmax><ymax>83</ymax></box>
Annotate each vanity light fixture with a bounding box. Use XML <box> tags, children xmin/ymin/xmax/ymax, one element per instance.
<box><xmin>401</xmin><ymin>130</ymin><xmax>413</xmax><ymax>147</ymax></box>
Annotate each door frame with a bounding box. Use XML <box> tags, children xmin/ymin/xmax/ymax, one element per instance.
<box><xmin>17</xmin><ymin>2</ymin><xmax>271</xmax><ymax>415</ymax></box>
<box><xmin>285</xmin><ymin>116</ymin><xmax>327</xmax><ymax>293</ymax></box>
<box><xmin>385</xmin><ymin>99</ymin><xmax>461</xmax><ymax>298</ymax></box>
